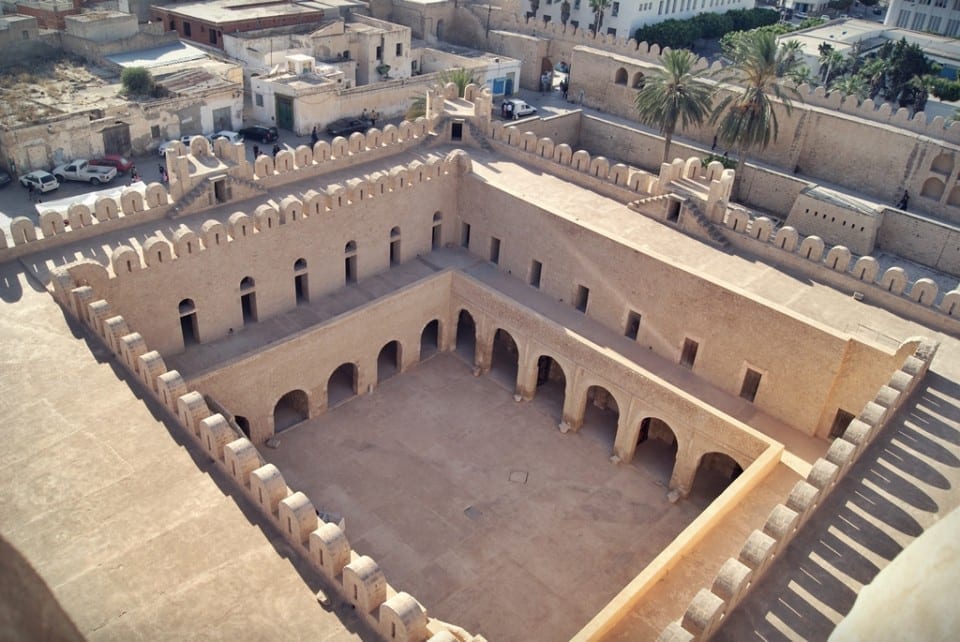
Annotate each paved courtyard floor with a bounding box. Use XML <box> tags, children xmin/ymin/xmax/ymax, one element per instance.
<box><xmin>264</xmin><ymin>352</ymin><xmax>709</xmax><ymax>641</ymax></box>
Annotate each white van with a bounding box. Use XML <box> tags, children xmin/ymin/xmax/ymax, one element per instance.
<box><xmin>502</xmin><ymin>98</ymin><xmax>538</xmax><ymax>119</ymax></box>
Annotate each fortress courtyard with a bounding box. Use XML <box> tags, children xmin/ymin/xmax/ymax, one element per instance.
<box><xmin>1</xmin><ymin>123</ymin><xmax>959</xmax><ymax>642</ymax></box>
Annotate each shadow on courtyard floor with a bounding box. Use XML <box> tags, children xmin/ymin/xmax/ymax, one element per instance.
<box><xmin>712</xmin><ymin>372</ymin><xmax>960</xmax><ymax>641</ymax></box>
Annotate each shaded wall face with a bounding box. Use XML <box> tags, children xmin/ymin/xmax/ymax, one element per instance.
<box><xmin>456</xmin><ymin>175</ymin><xmax>900</xmax><ymax>436</ymax></box>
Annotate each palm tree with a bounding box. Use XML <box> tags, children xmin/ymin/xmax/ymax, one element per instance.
<box><xmin>710</xmin><ymin>31</ymin><xmax>802</xmax><ymax>189</ymax></box>
<box><xmin>634</xmin><ymin>49</ymin><xmax>714</xmax><ymax>164</ymax></box>
<box><xmin>787</xmin><ymin>64</ymin><xmax>815</xmax><ymax>89</ymax></box>
<box><xmin>589</xmin><ymin>0</ymin><xmax>611</xmax><ymax>34</ymax></box>
<box><xmin>438</xmin><ymin>67</ymin><xmax>478</xmax><ymax>98</ymax></box>
<box><xmin>819</xmin><ymin>49</ymin><xmax>845</xmax><ymax>85</ymax></box>
<box><xmin>830</xmin><ymin>75</ymin><xmax>868</xmax><ymax>104</ymax></box>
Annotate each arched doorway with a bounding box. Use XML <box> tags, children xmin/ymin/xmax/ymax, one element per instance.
<box><xmin>328</xmin><ymin>363</ymin><xmax>358</xmax><ymax>408</ymax></box>
<box><xmin>240</xmin><ymin>276</ymin><xmax>257</xmax><ymax>325</ymax></box>
<box><xmin>273</xmin><ymin>390</ymin><xmax>308</xmax><ymax>433</ymax></box>
<box><xmin>614</xmin><ymin>67</ymin><xmax>628</xmax><ymax>85</ymax></box>
<box><xmin>420</xmin><ymin>319</ymin><xmax>440</xmax><ymax>360</ymax></box>
<box><xmin>294</xmin><ymin>258</ymin><xmax>308</xmax><ymax>305</ymax></box>
<box><xmin>634</xmin><ymin>417</ymin><xmax>678</xmax><ymax>486</ymax></box>
<box><xmin>389</xmin><ymin>226</ymin><xmax>401</xmax><ymax>265</ymax></box>
<box><xmin>432</xmin><ymin>212</ymin><xmax>443</xmax><ymax>249</ymax></box>
<box><xmin>532</xmin><ymin>355</ymin><xmax>566</xmax><ymax>422</ymax></box>
<box><xmin>490</xmin><ymin>328</ymin><xmax>519</xmax><ymax>391</ymax></box>
<box><xmin>689</xmin><ymin>452</ymin><xmax>743</xmax><ymax>508</ymax></box>
<box><xmin>378</xmin><ymin>340</ymin><xmax>401</xmax><ymax>382</ymax></box>
<box><xmin>179</xmin><ymin>298</ymin><xmax>199</xmax><ymax>346</ymax></box>
<box><xmin>344</xmin><ymin>240</ymin><xmax>358</xmax><ymax>284</ymax></box>
<box><xmin>455</xmin><ymin>309</ymin><xmax>476</xmax><ymax>363</ymax></box>
<box><xmin>581</xmin><ymin>385</ymin><xmax>619</xmax><ymax>452</ymax></box>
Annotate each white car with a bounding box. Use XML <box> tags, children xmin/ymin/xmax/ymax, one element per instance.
<box><xmin>207</xmin><ymin>130</ymin><xmax>243</xmax><ymax>144</ymax></box>
<box><xmin>158</xmin><ymin>135</ymin><xmax>208</xmax><ymax>156</ymax></box>
<box><xmin>19</xmin><ymin>170</ymin><xmax>60</xmax><ymax>193</ymax></box>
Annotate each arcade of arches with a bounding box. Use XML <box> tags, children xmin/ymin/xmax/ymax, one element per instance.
<box><xmin>239</xmin><ymin>299</ymin><xmax>758</xmax><ymax>501</ymax></box>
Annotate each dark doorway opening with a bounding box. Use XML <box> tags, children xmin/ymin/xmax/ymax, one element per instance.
<box><xmin>178</xmin><ymin>298</ymin><xmax>198</xmax><ymax>346</ymax></box>
<box><xmin>328</xmin><ymin>363</ymin><xmax>358</xmax><ymax>408</ymax></box>
<box><xmin>581</xmin><ymin>386</ymin><xmax>619</xmax><ymax>453</ymax></box>
<box><xmin>667</xmin><ymin>199</ymin><xmax>681</xmax><ymax>223</ymax></box>
<box><xmin>455</xmin><ymin>310</ymin><xmax>476</xmax><ymax>363</ymax></box>
<box><xmin>235</xmin><ymin>415</ymin><xmax>250</xmax><ymax>438</ymax></box>
<box><xmin>432</xmin><ymin>212</ymin><xmax>442</xmax><ymax>249</ymax></box>
<box><xmin>634</xmin><ymin>417</ymin><xmax>678</xmax><ymax>486</ymax></box>
<box><xmin>490</xmin><ymin>328</ymin><xmax>519</xmax><ymax>391</ymax></box>
<box><xmin>452</xmin><ymin>121</ymin><xmax>463</xmax><ymax>141</ymax></box>
<box><xmin>532</xmin><ymin>355</ymin><xmax>566</xmax><ymax>422</ymax></box>
<box><xmin>420</xmin><ymin>319</ymin><xmax>440</xmax><ymax>360</ymax></box>
<box><xmin>214</xmin><ymin>179</ymin><xmax>227</xmax><ymax>204</ymax></box>
<box><xmin>240</xmin><ymin>277</ymin><xmax>256</xmax><ymax>325</ymax></box>
<box><xmin>829</xmin><ymin>408</ymin><xmax>856</xmax><ymax>439</ymax></box>
<box><xmin>274</xmin><ymin>390</ymin><xmax>309</xmax><ymax>432</ymax></box>
<box><xmin>689</xmin><ymin>452</ymin><xmax>743</xmax><ymax>508</ymax></box>
<box><xmin>377</xmin><ymin>340</ymin><xmax>401</xmax><ymax>382</ymax></box>
<box><xmin>295</xmin><ymin>274</ymin><xmax>308</xmax><ymax>304</ymax></box>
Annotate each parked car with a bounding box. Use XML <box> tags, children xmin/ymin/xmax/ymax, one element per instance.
<box><xmin>89</xmin><ymin>154</ymin><xmax>135</xmax><ymax>174</ymax></box>
<box><xmin>238</xmin><ymin>125</ymin><xmax>279</xmax><ymax>143</ymax></box>
<box><xmin>207</xmin><ymin>130</ymin><xmax>244</xmax><ymax>144</ymax></box>
<box><xmin>158</xmin><ymin>135</ymin><xmax>202</xmax><ymax>156</ymax></box>
<box><xmin>503</xmin><ymin>98</ymin><xmax>537</xmax><ymax>119</ymax></box>
<box><xmin>19</xmin><ymin>170</ymin><xmax>59</xmax><ymax>193</ymax></box>
<box><xmin>326</xmin><ymin>117</ymin><xmax>373</xmax><ymax>137</ymax></box>
<box><xmin>52</xmin><ymin>159</ymin><xmax>117</xmax><ymax>185</ymax></box>
<box><xmin>0</xmin><ymin>170</ymin><xmax>11</xmax><ymax>188</ymax></box>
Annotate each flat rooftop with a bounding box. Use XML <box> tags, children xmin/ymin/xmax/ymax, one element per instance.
<box><xmin>160</xmin><ymin>0</ymin><xmax>360</xmax><ymax>23</ymax></box>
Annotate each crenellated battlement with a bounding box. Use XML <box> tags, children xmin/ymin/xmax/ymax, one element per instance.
<box><xmin>0</xmin><ymin>117</ymin><xmax>443</xmax><ymax>262</ymax></box>
<box><xmin>60</xmin><ymin>150</ymin><xmax>473</xmax><ymax>285</ymax></box>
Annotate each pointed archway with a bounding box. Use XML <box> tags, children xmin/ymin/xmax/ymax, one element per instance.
<box><xmin>273</xmin><ymin>390</ymin><xmax>309</xmax><ymax>433</ymax></box>
<box><xmin>378</xmin><ymin>340</ymin><xmax>401</xmax><ymax>383</ymax></box>
<box><xmin>420</xmin><ymin>319</ymin><xmax>440</xmax><ymax>360</ymax></box>
<box><xmin>531</xmin><ymin>355</ymin><xmax>566</xmax><ymax>422</ymax></box>
<box><xmin>634</xmin><ymin>417</ymin><xmax>678</xmax><ymax>486</ymax></box>
<box><xmin>327</xmin><ymin>363</ymin><xmax>358</xmax><ymax>408</ymax></box>
<box><xmin>455</xmin><ymin>309</ymin><xmax>476</xmax><ymax>363</ymax></box>
<box><xmin>490</xmin><ymin>328</ymin><xmax>519</xmax><ymax>392</ymax></box>
<box><xmin>580</xmin><ymin>385</ymin><xmax>619</xmax><ymax>452</ymax></box>
<box><xmin>689</xmin><ymin>452</ymin><xmax>743</xmax><ymax>508</ymax></box>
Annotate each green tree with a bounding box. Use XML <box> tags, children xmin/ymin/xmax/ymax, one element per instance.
<box><xmin>589</xmin><ymin>0</ymin><xmax>610</xmax><ymax>33</ymax></box>
<box><xmin>710</xmin><ymin>31</ymin><xmax>802</xmax><ymax>188</ymax></box>
<box><xmin>121</xmin><ymin>66</ymin><xmax>154</xmax><ymax>96</ymax></box>
<box><xmin>438</xmin><ymin>67</ymin><xmax>478</xmax><ymax>97</ymax></box>
<box><xmin>819</xmin><ymin>48</ymin><xmax>846</xmax><ymax>84</ymax></box>
<box><xmin>406</xmin><ymin>94</ymin><xmax>426</xmax><ymax>120</ymax></box>
<box><xmin>634</xmin><ymin>49</ymin><xmax>714</xmax><ymax>164</ymax></box>
<box><xmin>831</xmin><ymin>75</ymin><xmax>869</xmax><ymax>103</ymax></box>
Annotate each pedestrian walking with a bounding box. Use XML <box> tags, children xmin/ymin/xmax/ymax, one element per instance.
<box><xmin>310</xmin><ymin>126</ymin><xmax>319</xmax><ymax>144</ymax></box>
<box><xmin>253</xmin><ymin>144</ymin><xmax>260</xmax><ymax>158</ymax></box>
<box><xmin>27</xmin><ymin>181</ymin><xmax>34</xmax><ymax>202</ymax></box>
<box><xmin>272</xmin><ymin>144</ymin><xmax>281</xmax><ymax>157</ymax></box>
<box><xmin>711</xmin><ymin>135</ymin><xmax>718</xmax><ymax>151</ymax></box>
<box><xmin>897</xmin><ymin>190</ymin><xmax>909</xmax><ymax>210</ymax></box>
<box><xmin>370</xmin><ymin>110</ymin><xmax>378</xmax><ymax>127</ymax></box>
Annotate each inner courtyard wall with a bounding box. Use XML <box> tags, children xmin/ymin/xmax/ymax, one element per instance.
<box><xmin>84</xmin><ymin>174</ymin><xmax>459</xmax><ymax>355</ymax></box>
<box><xmin>456</xmin><ymin>173</ymin><xmax>917</xmax><ymax>438</ymax></box>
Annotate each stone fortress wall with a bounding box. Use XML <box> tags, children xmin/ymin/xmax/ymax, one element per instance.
<box><xmin>479</xmin><ymin>114</ymin><xmax>960</xmax><ymax>333</ymax></box>
<box><xmin>46</xmin><ymin>264</ymin><xmax>483</xmax><ymax>642</ymax></box>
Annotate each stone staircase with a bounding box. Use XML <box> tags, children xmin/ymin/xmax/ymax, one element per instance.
<box><xmin>168</xmin><ymin>174</ymin><xmax>267</xmax><ymax>219</ymax></box>
<box><xmin>683</xmin><ymin>197</ymin><xmax>730</xmax><ymax>248</ymax></box>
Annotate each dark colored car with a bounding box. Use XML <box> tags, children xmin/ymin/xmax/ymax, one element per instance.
<box><xmin>89</xmin><ymin>154</ymin><xmax>135</xmax><ymax>174</ymax></box>
<box><xmin>238</xmin><ymin>125</ymin><xmax>279</xmax><ymax>143</ymax></box>
<box><xmin>0</xmin><ymin>170</ymin><xmax>11</xmax><ymax>188</ymax></box>
<box><xmin>326</xmin><ymin>117</ymin><xmax>373</xmax><ymax>137</ymax></box>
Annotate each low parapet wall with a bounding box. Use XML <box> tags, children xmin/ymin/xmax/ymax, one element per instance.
<box><xmin>712</xmin><ymin>206</ymin><xmax>960</xmax><ymax>332</ymax></box>
<box><xmin>656</xmin><ymin>339</ymin><xmax>939</xmax><ymax>642</ymax></box>
<box><xmin>47</xmin><ymin>262</ymin><xmax>484</xmax><ymax>642</ymax></box>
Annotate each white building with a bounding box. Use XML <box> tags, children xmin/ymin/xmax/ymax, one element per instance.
<box><xmin>533</xmin><ymin>0</ymin><xmax>753</xmax><ymax>40</ymax></box>
<box><xmin>885</xmin><ymin>0</ymin><xmax>960</xmax><ymax>36</ymax></box>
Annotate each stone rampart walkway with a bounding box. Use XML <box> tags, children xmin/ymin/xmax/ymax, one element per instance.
<box><xmin>712</xmin><ymin>373</ymin><xmax>960</xmax><ymax>640</ymax></box>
